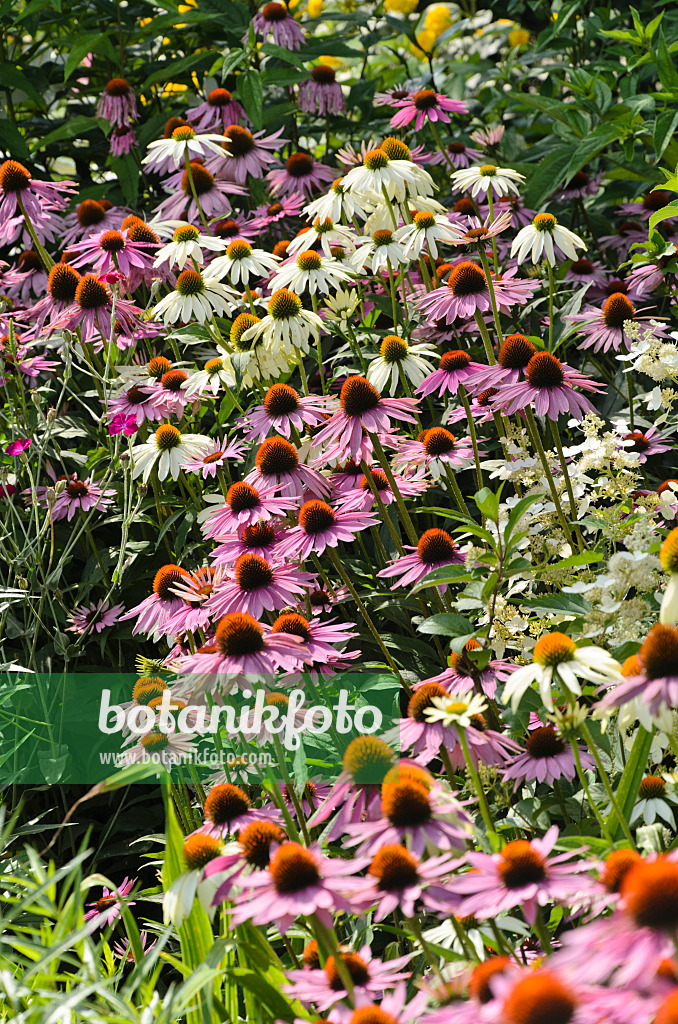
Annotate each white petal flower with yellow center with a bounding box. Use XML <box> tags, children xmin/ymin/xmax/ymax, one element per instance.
<box><xmin>511</xmin><ymin>212</ymin><xmax>586</xmax><ymax>266</ymax></box>
<box><xmin>208</xmin><ymin>239</ymin><xmax>280</xmax><ymax>286</ymax></box>
<box><xmin>349</xmin><ymin>229</ymin><xmax>409</xmax><ymax>273</ymax></box>
<box><xmin>395</xmin><ymin>210</ymin><xmax>462</xmax><ymax>260</ymax></box>
<box><xmin>240</xmin><ymin>288</ymin><xmax>324</xmax><ymax>356</ymax></box>
<box><xmin>287</xmin><ymin>217</ymin><xmax>357</xmax><ymax>258</ymax></box>
<box><xmin>304</xmin><ymin>177</ymin><xmax>371</xmax><ymax>224</ymax></box>
<box><xmin>660</xmin><ymin>526</ymin><xmax>678</xmax><ymax>625</ymax></box>
<box><xmin>153</xmin><ymin>224</ymin><xmax>226</xmax><ymax>271</ymax></box>
<box><xmin>450</xmin><ymin>163</ymin><xmax>524</xmax><ymax>198</ymax></box>
<box><xmin>343</xmin><ymin>148</ymin><xmax>429</xmax><ymax>202</ymax></box>
<box><xmin>143</xmin><ymin>125</ymin><xmax>229</xmax><ymax>170</ymax></box>
<box><xmin>181</xmin><ymin>350</ymin><xmax>236</xmax><ymax>399</ymax></box>
<box><xmin>270</xmin><ymin>250</ymin><xmax>353</xmax><ymax>295</ymax></box>
<box><xmin>423</xmin><ymin>691</ymin><xmax>487</xmax><ymax>729</ymax></box>
<box><xmin>131</xmin><ymin>424</ymin><xmax>211</xmax><ymax>482</ymax></box>
<box><xmin>503</xmin><ymin>631</ymin><xmax>622</xmax><ymax>712</ymax></box>
<box><xmin>367</xmin><ymin>334</ymin><xmax>436</xmax><ymax>394</ymax></box>
<box><xmin>152</xmin><ymin>268</ymin><xmax>239</xmax><ymax>324</ymax></box>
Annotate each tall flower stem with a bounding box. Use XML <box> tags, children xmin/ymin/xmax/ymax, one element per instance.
<box><xmin>477</xmin><ymin>247</ymin><xmax>503</xmax><ymax>350</ymax></box>
<box><xmin>458</xmin><ymin>384</ymin><xmax>483</xmax><ymax>490</ymax></box>
<box><xmin>524</xmin><ymin>407</ymin><xmax>575</xmax><ymax>550</ymax></box>
<box><xmin>579</xmin><ymin>720</ymin><xmax>635</xmax><ymax>847</ymax></box>
<box><xmin>550</xmin><ymin>418</ymin><xmax>585</xmax><ymax>552</ymax></box>
<box><xmin>16</xmin><ymin>195</ymin><xmax>54</xmax><ymax>270</ymax></box>
<box><xmin>570</xmin><ymin>737</ymin><xmax>611</xmax><ymax>840</ymax></box>
<box><xmin>183</xmin><ymin>145</ymin><xmax>211</xmax><ymax>234</ymax></box>
<box><xmin>406</xmin><ymin>916</ymin><xmax>446</xmax><ymax>981</ymax></box>
<box><xmin>326</xmin><ymin>546</ymin><xmax>404</xmax><ymax>684</ymax></box>
<box><xmin>428</xmin><ymin>119</ymin><xmax>457</xmax><ymax>175</ymax></box>
<box><xmin>360</xmin><ymin>461</ymin><xmax>405</xmax><ymax>555</ymax></box>
<box><xmin>368</xmin><ymin>431</ymin><xmax>419</xmax><ymax>545</ymax></box>
<box><xmin>386</xmin><ymin>259</ymin><xmax>400</xmax><ymax>330</ymax></box>
<box><xmin>455</xmin><ymin>729</ymin><xmax>499</xmax><ymax>849</ymax></box>
<box><xmin>534</xmin><ymin>907</ymin><xmax>553</xmax><ymax>955</ymax></box>
<box><xmin>485</xmin><ymin>189</ymin><xmax>499</xmax><ymax>272</ymax></box>
<box><xmin>473</xmin><ymin>308</ymin><xmax>497</xmax><ymax>365</ymax></box>
<box><xmin>310</xmin><ymin>292</ymin><xmax>326</xmax><ymax>394</ymax></box>
<box><xmin>547</xmin><ymin>263</ymin><xmax>555</xmax><ymax>352</ymax></box>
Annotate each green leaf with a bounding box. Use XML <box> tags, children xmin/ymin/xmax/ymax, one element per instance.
<box><xmin>654</xmin><ymin>109</ymin><xmax>678</xmax><ymax>159</ymax></box>
<box><xmin>417</xmin><ymin>613</ymin><xmax>473</xmax><ymax>637</ymax></box>
<box><xmin>64</xmin><ymin>34</ymin><xmax>104</xmax><ymax>82</ymax></box>
<box><xmin>110</xmin><ymin>153</ymin><xmax>139</xmax><ymax>207</ymax></box>
<box><xmin>474</xmin><ymin>487</ymin><xmax>500</xmax><ymax>522</ymax></box>
<box><xmin>561</xmin><ymin>123</ymin><xmax>623</xmax><ymax>183</ymax></box>
<box><xmin>0</xmin><ymin>120</ymin><xmax>30</xmax><ymax>161</ymax></box>
<box><xmin>608</xmin><ymin>728</ymin><xmax>653</xmax><ymax>841</ymax></box>
<box><xmin>540</xmin><ymin>552</ymin><xmax>603</xmax><ymax>571</ymax></box>
<box><xmin>0</xmin><ymin>63</ymin><xmax>45</xmax><ymax>108</ymax></box>
<box><xmin>221</xmin><ymin>47</ymin><xmax>248</xmax><ymax>80</ymax></box>
<box><xmin>649</xmin><ymin>199</ymin><xmax>678</xmax><ymax>232</ymax></box>
<box><xmin>32</xmin><ymin>115</ymin><xmax>101</xmax><ymax>152</ymax></box>
<box><xmin>520</xmin><ymin>593</ymin><xmax>590</xmax><ymax>616</ymax></box>
<box><xmin>260</xmin><ymin>42</ymin><xmax>306</xmax><ymax>68</ymax></box>
<box><xmin>145</xmin><ymin>50</ymin><xmax>218</xmax><ymax>87</ymax></box>
<box><xmin>522</xmin><ymin>146</ymin><xmax>573</xmax><ymax>209</ymax></box>
<box><xmin>654</xmin><ymin>28</ymin><xmax>678</xmax><ymax>93</ymax></box>
<box><xmin>239</xmin><ymin>69</ymin><xmax>263</xmax><ymax>130</ymax></box>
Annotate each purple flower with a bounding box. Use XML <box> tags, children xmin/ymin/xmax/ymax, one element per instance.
<box><xmin>96</xmin><ymin>78</ymin><xmax>138</xmax><ymax>127</ymax></box>
<box><xmin>313</xmin><ymin>376</ymin><xmax>418</xmax><ymax>461</ymax></box>
<box><xmin>298</xmin><ymin>65</ymin><xmax>346</xmax><ymax>116</ymax></box>
<box><xmin>565</xmin><ymin>293</ymin><xmax>669</xmax><ymax>354</ymax></box>
<box><xmin>416</xmin><ymin>349</ymin><xmax>486</xmax><ymax>398</ymax></box>
<box><xmin>241</xmin><ymin>383</ymin><xmax>332</xmax><ymax>443</ymax></box>
<box><xmin>277</xmin><ymin>499</ymin><xmax>379</xmax><ymax>559</ymax></box>
<box><xmin>501</xmin><ymin>726</ymin><xmax>594</xmax><ymax>789</ymax></box>
<box><xmin>492</xmin><ymin>351</ymin><xmax>604</xmax><ymax>421</ymax></box>
<box><xmin>67</xmin><ymin>599</ymin><xmax>125</xmax><ymax>635</ymax></box>
<box><xmin>249</xmin><ymin>3</ymin><xmax>306</xmax><ymax>50</ymax></box>
<box><xmin>187</xmin><ymin>88</ymin><xmax>248</xmax><ymax>132</ymax></box>
<box><xmin>378</xmin><ymin>528</ymin><xmax>465</xmax><ymax>593</ymax></box>
<box><xmin>390</xmin><ymin>89</ymin><xmax>468</xmax><ymax>131</ymax></box>
<box><xmin>266</xmin><ymin>152</ymin><xmax>335</xmax><ymax>198</ymax></box>
<box><xmin>284</xmin><ymin>944</ymin><xmax>411</xmax><ymax>1010</ymax></box>
<box><xmin>84</xmin><ymin>877</ymin><xmax>137</xmax><ymax>927</ymax></box>
<box><xmin>204</xmin><ymin>553</ymin><xmax>315</xmax><ymax>619</ymax></box>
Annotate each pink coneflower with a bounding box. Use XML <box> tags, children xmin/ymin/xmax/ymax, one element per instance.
<box><xmin>276</xmin><ymin>499</ymin><xmax>378</xmax><ymax>559</ymax></box>
<box><xmin>298</xmin><ymin>65</ymin><xmax>345</xmax><ymax>116</ymax></box>
<box><xmin>415</xmin><ymin>350</ymin><xmax>486</xmax><ymax>399</ymax></box>
<box><xmin>397</xmin><ymin>682</ymin><xmax>519</xmax><ymax>767</ymax></box>
<box><xmin>270</xmin><ymin>611</ymin><xmax>358</xmax><ymax>665</ymax></box>
<box><xmin>2</xmin><ymin>250</ymin><xmax>48</xmax><ymax>303</ymax></box>
<box><xmin>51</xmin><ymin>478</ymin><xmax>116</xmax><ymax>522</ymax></box>
<box><xmin>187</xmin><ymin>88</ymin><xmax>247</xmax><ymax>132</ymax></box>
<box><xmin>211</xmin><ymin>124</ymin><xmax>287</xmax><ymax>184</ymax></box>
<box><xmin>97</xmin><ymin>78</ymin><xmax>138</xmax><ymax>127</ymax></box>
<box><xmin>154</xmin><ymin>161</ymin><xmax>246</xmax><ymax>222</ymax></box>
<box><xmin>349</xmin><ymin>849</ymin><xmax>457</xmax><ymax>921</ymax></box>
<box><xmin>205</xmin><ymin>553</ymin><xmax>314</xmax><ymax>618</ymax></box>
<box><xmin>596</xmin><ymin>624</ymin><xmax>678</xmax><ymax>726</ymax></box>
<box><xmin>52</xmin><ymin>274</ymin><xmax>141</xmax><ymax>346</ymax></box>
<box><xmin>390</xmin><ymin>89</ymin><xmax>468</xmax><ymax>131</ymax></box>
<box><xmin>501</xmin><ymin>726</ymin><xmax>594</xmax><ymax>789</ymax></box>
<box><xmin>339</xmin><ymin>467</ymin><xmax>428</xmax><ymax>513</ymax></box>
<box><xmin>428</xmin><ymin>140</ymin><xmax>484</xmax><ymax>168</ymax></box>
<box><xmin>148</xmin><ymin>369</ymin><xmax>191</xmax><ymax>418</ymax></box>
<box><xmin>284</xmin><ymin>945</ymin><xmax>411</xmax><ymax>1011</ymax></box>
<box><xmin>616</xmin><ymin>424</ymin><xmax>673</xmax><ymax>463</ymax></box>
<box><xmin>616</xmin><ymin>189</ymin><xmax>672</xmax><ymax>220</ymax></box>
<box><xmin>0</xmin><ymin>159</ymin><xmax>76</xmax><ymax>223</ymax></box>
<box><xmin>448</xmin><ymin>826</ymin><xmax>594</xmax><ymax>924</ymax></box>
<box><xmin>344</xmin><ymin>773</ymin><xmax>471</xmax><ymax>857</ymax></box>
<box><xmin>562</xmin><ymin>257</ymin><xmax>607</xmax><ymax>289</ymax></box>
<box><xmin>552</xmin><ymin>855</ymin><xmax>678</xmax><ymax>988</ymax></box>
<box><xmin>424</xmin><ymin>639</ymin><xmax>516</xmax><ymax>700</ymax></box>
<box><xmin>210</xmin><ymin>521</ymin><xmax>287</xmax><ymax>567</ymax></box>
<box><xmin>60</xmin><ymin>198</ymin><xmax>127</xmax><ymax>248</ymax></box>
<box><xmin>266</xmin><ymin>152</ymin><xmax>335</xmax><ymax>198</ymax></box>
<box><xmin>393</xmin><ymin>427</ymin><xmax>477</xmax><ymax>474</ymax></box>
<box><xmin>177</xmin><ymin>611</ymin><xmax>307</xmax><ymax>685</ymax></box>
<box><xmin>245</xmin><ymin>436</ymin><xmax>330</xmax><ymax>498</ymax></box>
<box><xmin>464</xmin><ymin>333</ymin><xmax>536</xmax><ymax>394</ymax></box>
<box><xmin>181</xmin><ymin>438</ymin><xmax>246</xmax><ymax>478</ymax></box>
<box><xmin>200</xmin><ymin>481</ymin><xmax>297</xmax><ymax>538</ymax></box>
<box><xmin>478</xmin><ymin>192</ymin><xmax>535</xmax><ymax>228</ymax></box>
<box><xmin>558</xmin><ymin>168</ymin><xmax>602</xmax><ymax>200</ymax></box>
<box><xmin>250</xmin><ymin>2</ymin><xmax>306</xmax><ymax>49</ymax></box>
<box><xmin>374</xmin><ymin>87</ymin><xmax>413</xmax><ymax>107</ymax></box>
<box><xmin>27</xmin><ymin>262</ymin><xmax>82</xmax><ymax>330</ymax></box>
<box><xmin>242</xmin><ymin>383</ymin><xmax>331</xmax><ymax>442</ymax></box>
<box><xmin>84</xmin><ymin>877</ymin><xmax>136</xmax><ymax>926</ymax></box>
<box><xmin>416</xmin><ymin>260</ymin><xmax>527</xmax><ymax>324</ymax></box>
<box><xmin>110</xmin><ymin>126</ymin><xmax>137</xmax><ymax>157</ymax></box>
<box><xmin>248</xmin><ymin>194</ymin><xmax>305</xmax><ymax>232</ymax></box>
<box><xmin>121</xmin><ymin>564</ymin><xmax>191</xmax><ymax>637</ymax></box>
<box><xmin>107</xmin><ymin>384</ymin><xmax>163</xmax><ymax>428</ymax></box>
<box><xmin>193</xmin><ymin>783</ymin><xmax>279</xmax><ymax>840</ymax></box>
<box><xmin>307</xmin><ymin>736</ymin><xmax>394</xmax><ymax>840</ymax></box>
<box><xmin>67</xmin><ymin>228</ymin><xmax>155</xmax><ymax>278</ymax></box>
<box><xmin>229</xmin><ymin>840</ymin><xmax>358</xmax><ymax>932</ymax></box>
<box><xmin>67</xmin><ymin>599</ymin><xmax>125</xmax><ymax>635</ymax></box>
<box><xmin>447</xmin><ymin>387</ymin><xmax>501</xmax><ymax>426</ymax></box>
<box><xmin>565</xmin><ymin>293</ymin><xmax>668</xmax><ymax>353</ymax></box>
<box><xmin>625</xmin><ymin>262</ymin><xmax>664</xmax><ymax>297</ymax></box>
<box><xmin>492</xmin><ymin>351</ymin><xmax>603</xmax><ymax>420</ymax></box>
<box><xmin>165</xmin><ymin>566</ymin><xmax>227</xmax><ymax>635</ymax></box>
<box><xmin>112</xmin><ymin>930</ymin><xmax>156</xmax><ymax>963</ymax></box>
<box><xmin>313</xmin><ymin>376</ymin><xmax>418</xmax><ymax>461</ymax></box>
<box><xmin>378</xmin><ymin>528</ymin><xmax>465</xmax><ymax>592</ymax></box>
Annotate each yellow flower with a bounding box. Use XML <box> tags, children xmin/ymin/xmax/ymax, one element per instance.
<box><xmin>318</xmin><ymin>54</ymin><xmax>343</xmax><ymax>69</ymax></box>
<box><xmin>385</xmin><ymin>0</ymin><xmax>418</xmax><ymax>14</ymax></box>
<box><xmin>161</xmin><ymin>82</ymin><xmax>189</xmax><ymax>99</ymax></box>
<box><xmin>508</xmin><ymin>28</ymin><xmax>530</xmax><ymax>47</ymax></box>
<box><xmin>307</xmin><ymin>0</ymin><xmax>323</xmax><ymax>16</ymax></box>
<box><xmin>138</xmin><ymin>16</ymin><xmax>153</xmax><ymax>27</ymax></box>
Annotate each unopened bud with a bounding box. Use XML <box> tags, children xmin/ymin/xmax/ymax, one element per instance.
<box><xmin>30</xmin><ymin>390</ymin><xmax>43</xmax><ymax>407</ymax></box>
<box><xmin>137</xmin><ymin>483</ymin><xmax>148</xmax><ymax>497</ymax></box>
<box><xmin>46</xmin><ymin>407</ymin><xmax>57</xmax><ymax>423</ymax></box>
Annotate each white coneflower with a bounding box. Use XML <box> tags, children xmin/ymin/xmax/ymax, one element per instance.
<box><xmin>660</xmin><ymin>526</ymin><xmax>678</xmax><ymax>625</ymax></box>
<box><xmin>208</xmin><ymin>239</ymin><xmax>280</xmax><ymax>286</ymax></box>
<box><xmin>240</xmin><ymin>288</ymin><xmax>324</xmax><ymax>356</ymax></box>
<box><xmin>450</xmin><ymin>163</ymin><xmax>524</xmax><ymax>198</ymax></box>
<box><xmin>349</xmin><ymin>229</ymin><xmax>409</xmax><ymax>274</ymax></box>
<box><xmin>131</xmin><ymin>424</ymin><xmax>211</xmax><ymax>482</ymax></box>
<box><xmin>364</xmin><ymin>196</ymin><xmax>447</xmax><ymax>235</ymax></box>
<box><xmin>152</xmin><ymin>269</ymin><xmax>238</xmax><ymax>324</ymax></box>
<box><xmin>343</xmin><ymin>148</ymin><xmax>429</xmax><ymax>202</ymax></box>
<box><xmin>511</xmin><ymin>212</ymin><xmax>586</xmax><ymax>266</ymax></box>
<box><xmin>143</xmin><ymin>125</ymin><xmax>228</xmax><ymax>170</ymax></box>
<box><xmin>323</xmin><ymin>289</ymin><xmax>360</xmax><ymax>322</ymax></box>
<box><xmin>181</xmin><ymin>351</ymin><xmax>236</xmax><ymax>399</ymax></box>
<box><xmin>502</xmin><ymin>631</ymin><xmax>622</xmax><ymax>712</ymax></box>
<box><xmin>153</xmin><ymin>224</ymin><xmax>226</xmax><ymax>271</ymax></box>
<box><xmin>287</xmin><ymin>217</ymin><xmax>356</xmax><ymax>258</ymax></box>
<box><xmin>423</xmin><ymin>690</ymin><xmax>488</xmax><ymax>729</ymax></box>
<box><xmin>269</xmin><ymin>250</ymin><xmax>353</xmax><ymax>295</ymax></box>
<box><xmin>229</xmin><ymin>312</ymin><xmax>292</xmax><ymax>383</ymax></box>
<box><xmin>366</xmin><ymin>334</ymin><xmax>436</xmax><ymax>394</ymax></box>
<box><xmin>394</xmin><ymin>211</ymin><xmax>462</xmax><ymax>260</ymax></box>
<box><xmin>304</xmin><ymin>177</ymin><xmax>370</xmax><ymax>224</ymax></box>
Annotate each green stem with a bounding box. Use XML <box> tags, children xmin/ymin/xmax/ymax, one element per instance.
<box><xmin>17</xmin><ymin>195</ymin><xmax>54</xmax><ymax>270</ymax></box>
<box><xmin>458</xmin><ymin>384</ymin><xmax>483</xmax><ymax>491</ymax></box>
<box><xmin>477</xmin><ymin>248</ymin><xmax>503</xmax><ymax>350</ymax></box>
<box><xmin>524</xmin><ymin>407</ymin><xmax>575</xmax><ymax>550</ymax></box>
<box><xmin>369</xmin><ymin>432</ymin><xmax>419</xmax><ymax>546</ymax></box>
<box><xmin>550</xmin><ymin>418</ymin><xmax>585</xmax><ymax>552</ymax></box>
<box><xmin>547</xmin><ymin>263</ymin><xmax>555</xmax><ymax>352</ymax></box>
<box><xmin>570</xmin><ymin>737</ymin><xmax>611</xmax><ymax>840</ymax></box>
<box><xmin>456</xmin><ymin>728</ymin><xmax>499</xmax><ymax>848</ymax></box>
<box><xmin>579</xmin><ymin>720</ymin><xmax>635</xmax><ymax>847</ymax></box>
<box><xmin>183</xmin><ymin>145</ymin><xmax>211</xmax><ymax>233</ymax></box>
